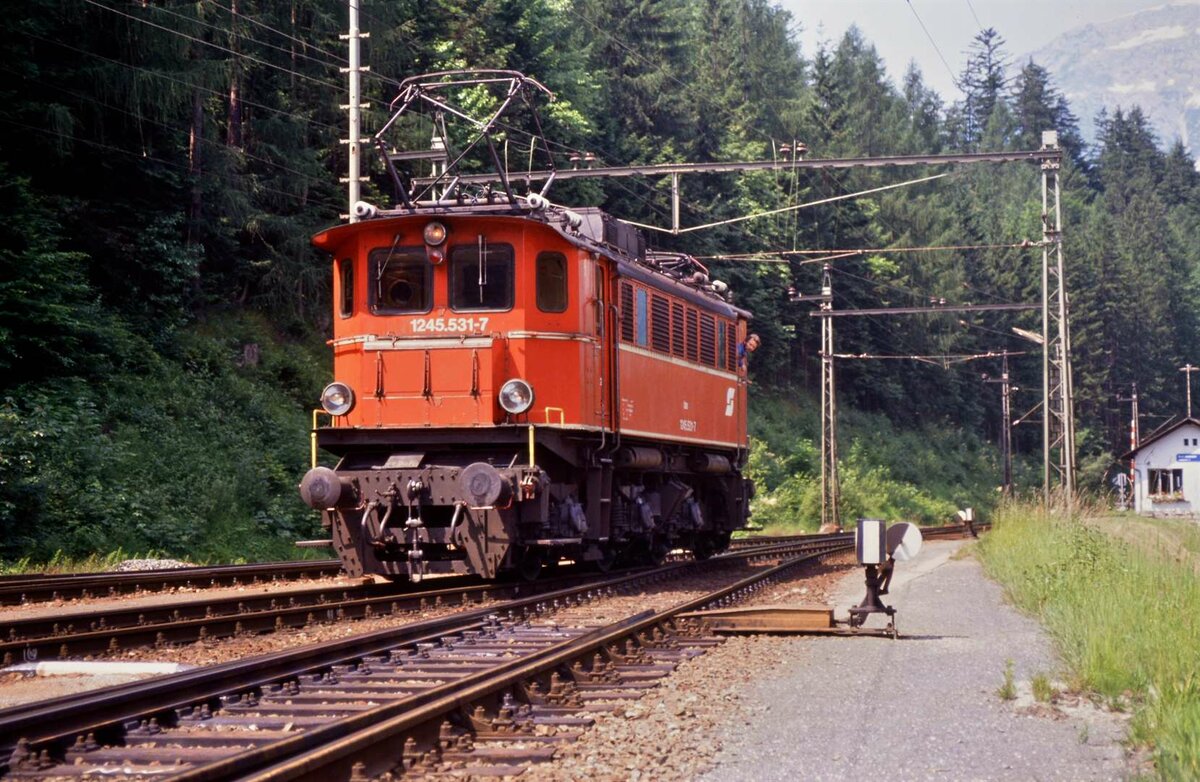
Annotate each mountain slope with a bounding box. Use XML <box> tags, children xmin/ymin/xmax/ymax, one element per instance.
<box><xmin>1027</xmin><ymin>2</ymin><xmax>1200</xmax><ymax>153</ymax></box>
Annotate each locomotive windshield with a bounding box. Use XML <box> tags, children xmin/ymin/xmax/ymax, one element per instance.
<box><xmin>535</xmin><ymin>251</ymin><xmax>568</xmax><ymax>313</ymax></box>
<box><xmin>370</xmin><ymin>247</ymin><xmax>431</xmax><ymax>313</ymax></box>
<box><xmin>449</xmin><ymin>242</ymin><xmax>514</xmax><ymax>311</ymax></box>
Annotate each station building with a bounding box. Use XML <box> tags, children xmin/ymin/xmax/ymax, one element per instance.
<box><xmin>1124</xmin><ymin>417</ymin><xmax>1200</xmax><ymax>517</ymax></box>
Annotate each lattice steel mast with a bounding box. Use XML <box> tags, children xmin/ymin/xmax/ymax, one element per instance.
<box><xmin>1040</xmin><ymin>131</ymin><xmax>1076</xmax><ymax>509</ymax></box>
<box><xmin>819</xmin><ymin>265</ymin><xmax>839</xmax><ymax>529</ymax></box>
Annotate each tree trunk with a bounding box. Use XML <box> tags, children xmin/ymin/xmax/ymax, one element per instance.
<box><xmin>227</xmin><ymin>0</ymin><xmax>242</xmax><ymax>148</ymax></box>
<box><xmin>188</xmin><ymin>87</ymin><xmax>203</xmax><ymax>243</ymax></box>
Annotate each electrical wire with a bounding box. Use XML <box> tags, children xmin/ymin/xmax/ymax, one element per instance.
<box><xmin>832</xmin><ymin>350</ymin><xmax>1027</xmax><ymax>367</ymax></box>
<box><xmin>829</xmin><ymin>265</ymin><xmax>934</xmax><ymax>306</ymax></box>
<box><xmin>2</xmin><ymin>64</ymin><xmax>337</xmax><ymax>190</ymax></box>
<box><xmin>964</xmin><ymin>0</ymin><xmax>985</xmax><ymax>32</ymax></box>
<box><xmin>903</xmin><ymin>0</ymin><xmax>961</xmax><ymax>92</ymax></box>
<box><xmin>145</xmin><ymin>2</ymin><xmax>344</xmax><ymax>75</ymax></box>
<box><xmin>565</xmin><ymin>5</ymin><xmax>780</xmax><ymax>147</ymax></box>
<box><xmin>0</xmin><ymin>117</ymin><xmax>338</xmax><ymax>210</ymax></box>
<box><xmin>626</xmin><ymin>172</ymin><xmax>949</xmax><ymax>234</ymax></box>
<box><xmin>828</xmin><ymin>289</ymin><xmax>930</xmax><ymax>360</ymax></box>
<box><xmin>82</xmin><ymin>0</ymin><xmax>345</xmax><ymax>92</ymax></box>
<box><xmin>202</xmin><ymin>0</ymin><xmax>374</xmax><ymax>75</ymax></box>
<box><xmin>23</xmin><ymin>33</ymin><xmax>343</xmax><ymax>133</ymax></box>
<box><xmin>694</xmin><ymin>241</ymin><xmax>1040</xmax><ymax>260</ymax></box>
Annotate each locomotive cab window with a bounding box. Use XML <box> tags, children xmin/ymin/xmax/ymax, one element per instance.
<box><xmin>338</xmin><ymin>258</ymin><xmax>354</xmax><ymax>317</ymax></box>
<box><xmin>450</xmin><ymin>242</ymin><xmax>514</xmax><ymax>311</ymax></box>
<box><xmin>536</xmin><ymin>251</ymin><xmax>568</xmax><ymax>312</ymax></box>
<box><xmin>370</xmin><ymin>247</ymin><xmax>432</xmax><ymax>314</ymax></box>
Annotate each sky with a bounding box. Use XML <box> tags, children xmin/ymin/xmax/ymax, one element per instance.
<box><xmin>780</xmin><ymin>0</ymin><xmax>1174</xmax><ymax>100</ymax></box>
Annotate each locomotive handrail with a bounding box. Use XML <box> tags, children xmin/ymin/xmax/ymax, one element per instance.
<box><xmin>544</xmin><ymin>406</ymin><xmax>565</xmax><ymax>425</ymax></box>
<box><xmin>310</xmin><ymin>409</ymin><xmax>330</xmax><ymax>468</ymax></box>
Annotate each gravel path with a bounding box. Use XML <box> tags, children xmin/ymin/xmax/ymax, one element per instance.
<box><xmin>699</xmin><ymin>539</ymin><xmax>1135</xmax><ymax>782</ymax></box>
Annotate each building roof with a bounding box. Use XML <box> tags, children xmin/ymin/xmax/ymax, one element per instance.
<box><xmin>1121</xmin><ymin>416</ymin><xmax>1200</xmax><ymax>460</ymax></box>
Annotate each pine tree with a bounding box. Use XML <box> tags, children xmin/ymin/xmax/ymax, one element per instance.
<box><xmin>1010</xmin><ymin>59</ymin><xmax>1084</xmax><ymax>164</ymax></box>
<box><xmin>958</xmin><ymin>28</ymin><xmax>1009</xmax><ymax>148</ymax></box>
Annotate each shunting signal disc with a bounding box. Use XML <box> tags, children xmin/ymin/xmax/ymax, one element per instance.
<box><xmin>886</xmin><ymin>522</ymin><xmax>923</xmax><ymax>562</ymax></box>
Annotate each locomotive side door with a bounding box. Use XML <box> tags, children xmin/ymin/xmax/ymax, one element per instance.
<box><xmin>588</xmin><ymin>257</ymin><xmax>611</xmax><ymax>426</ymax></box>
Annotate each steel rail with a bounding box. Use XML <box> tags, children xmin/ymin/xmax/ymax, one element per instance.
<box><xmin>0</xmin><ymin>530</ymin><xmax>973</xmax><ymax>663</ymax></box>
<box><xmin>0</xmin><ymin>575</ymin><xmax>492</xmax><ymax>664</ymax></box>
<box><xmin>0</xmin><ymin>560</ymin><xmax>343</xmax><ymax>606</ymax></box>
<box><xmin>235</xmin><ymin>526</ymin><xmax>988</xmax><ymax>781</ymax></box>
<box><xmin>0</xmin><ymin>536</ymin><xmax>842</xmax><ymax>662</ymax></box>
<box><xmin>210</xmin><ymin>545</ymin><xmax>850</xmax><ymax>781</ymax></box>
<box><xmin>0</xmin><ymin>536</ymin><xmax>849</xmax><ymax>772</ymax></box>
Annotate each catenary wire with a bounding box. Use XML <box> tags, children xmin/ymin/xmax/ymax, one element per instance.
<box><xmin>0</xmin><ymin>117</ymin><xmax>341</xmax><ymax>210</ymax></box>
<box><xmin>903</xmin><ymin>0</ymin><xmax>961</xmax><ymax>92</ymax></box>
<box><xmin>24</xmin><ymin>33</ymin><xmax>343</xmax><ymax>133</ymax></box>
<box><xmin>3</xmin><ymin>64</ymin><xmax>337</xmax><ymax>189</ymax></box>
<box><xmin>145</xmin><ymin>2</ymin><xmax>345</xmax><ymax>75</ymax></box>
<box><xmin>82</xmin><ymin>0</ymin><xmax>345</xmax><ymax>91</ymax></box>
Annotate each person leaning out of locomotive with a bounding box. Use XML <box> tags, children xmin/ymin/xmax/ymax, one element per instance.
<box><xmin>738</xmin><ymin>333</ymin><xmax>761</xmax><ymax>369</ymax></box>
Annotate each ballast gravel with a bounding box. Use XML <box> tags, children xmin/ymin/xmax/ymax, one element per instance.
<box><xmin>114</xmin><ymin>558</ymin><xmax>192</xmax><ymax>571</ymax></box>
<box><xmin>516</xmin><ymin>542</ymin><xmax>1137</xmax><ymax>782</ymax></box>
<box><xmin>516</xmin><ymin>553</ymin><xmax>859</xmax><ymax>782</ymax></box>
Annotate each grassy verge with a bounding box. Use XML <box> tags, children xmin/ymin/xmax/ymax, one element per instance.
<box><xmin>977</xmin><ymin>505</ymin><xmax>1200</xmax><ymax>780</ymax></box>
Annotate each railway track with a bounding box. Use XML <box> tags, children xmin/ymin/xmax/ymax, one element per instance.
<box><xmin>0</xmin><ymin>535</ymin><xmax>852</xmax><ymax>779</ymax></box>
<box><xmin>0</xmin><ymin>534</ymin><xmax>812</xmax><ymax>608</ymax></box>
<box><xmin>0</xmin><ymin>537</ymin><xmax>844</xmax><ymax>664</ymax></box>
<box><xmin>0</xmin><ymin>527</ymin><xmax>980</xmax><ymax>664</ymax></box>
<box><xmin>0</xmin><ymin>560</ymin><xmax>344</xmax><ymax>607</ymax></box>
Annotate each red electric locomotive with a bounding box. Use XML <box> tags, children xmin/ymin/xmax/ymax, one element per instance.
<box><xmin>299</xmin><ymin>71</ymin><xmax>753</xmax><ymax>580</ymax></box>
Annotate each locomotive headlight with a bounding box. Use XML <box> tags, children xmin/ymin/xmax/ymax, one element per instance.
<box><xmin>423</xmin><ymin>221</ymin><xmax>448</xmax><ymax>246</ymax></box>
<box><xmin>320</xmin><ymin>382</ymin><xmax>356</xmax><ymax>416</ymax></box>
<box><xmin>498</xmin><ymin>379</ymin><xmax>535</xmax><ymax>415</ymax></box>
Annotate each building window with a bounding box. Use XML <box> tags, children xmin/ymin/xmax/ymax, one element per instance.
<box><xmin>370</xmin><ymin>247</ymin><xmax>431</xmax><ymax>314</ymax></box>
<box><xmin>536</xmin><ymin>252</ymin><xmax>568</xmax><ymax>312</ymax></box>
<box><xmin>636</xmin><ymin>289</ymin><xmax>648</xmax><ymax>347</ymax></box>
<box><xmin>339</xmin><ymin>258</ymin><xmax>353</xmax><ymax>318</ymax></box>
<box><xmin>651</xmin><ymin>294</ymin><xmax>670</xmax><ymax>352</ymax></box>
<box><xmin>450</xmin><ymin>242</ymin><xmax>514</xmax><ymax>311</ymax></box>
<box><xmin>1148</xmin><ymin>468</ymin><xmax>1184</xmax><ymax>500</ymax></box>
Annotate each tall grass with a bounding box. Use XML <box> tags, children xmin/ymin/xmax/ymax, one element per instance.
<box><xmin>977</xmin><ymin>505</ymin><xmax>1200</xmax><ymax>780</ymax></box>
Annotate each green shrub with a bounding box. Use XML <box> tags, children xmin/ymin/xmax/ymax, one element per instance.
<box><xmin>0</xmin><ymin>313</ymin><xmax>325</xmax><ymax>563</ymax></box>
<box><xmin>746</xmin><ymin>388</ymin><xmax>1005</xmax><ymax>530</ymax></box>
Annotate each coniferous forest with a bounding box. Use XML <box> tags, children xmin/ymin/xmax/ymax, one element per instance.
<box><xmin>1</xmin><ymin>1</ymin><xmax>1198</xmax><ymax>561</ymax></box>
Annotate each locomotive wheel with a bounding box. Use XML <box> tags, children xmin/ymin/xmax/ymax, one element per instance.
<box><xmin>516</xmin><ymin>547</ymin><xmax>544</xmax><ymax>582</ymax></box>
<box><xmin>691</xmin><ymin>534</ymin><xmax>717</xmax><ymax>561</ymax></box>
<box><xmin>592</xmin><ymin>544</ymin><xmax>619</xmax><ymax>573</ymax></box>
<box><xmin>649</xmin><ymin>539</ymin><xmax>670</xmax><ymax>567</ymax></box>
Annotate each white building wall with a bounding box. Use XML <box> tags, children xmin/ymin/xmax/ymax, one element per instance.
<box><xmin>1132</xmin><ymin>422</ymin><xmax>1200</xmax><ymax>516</ymax></box>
